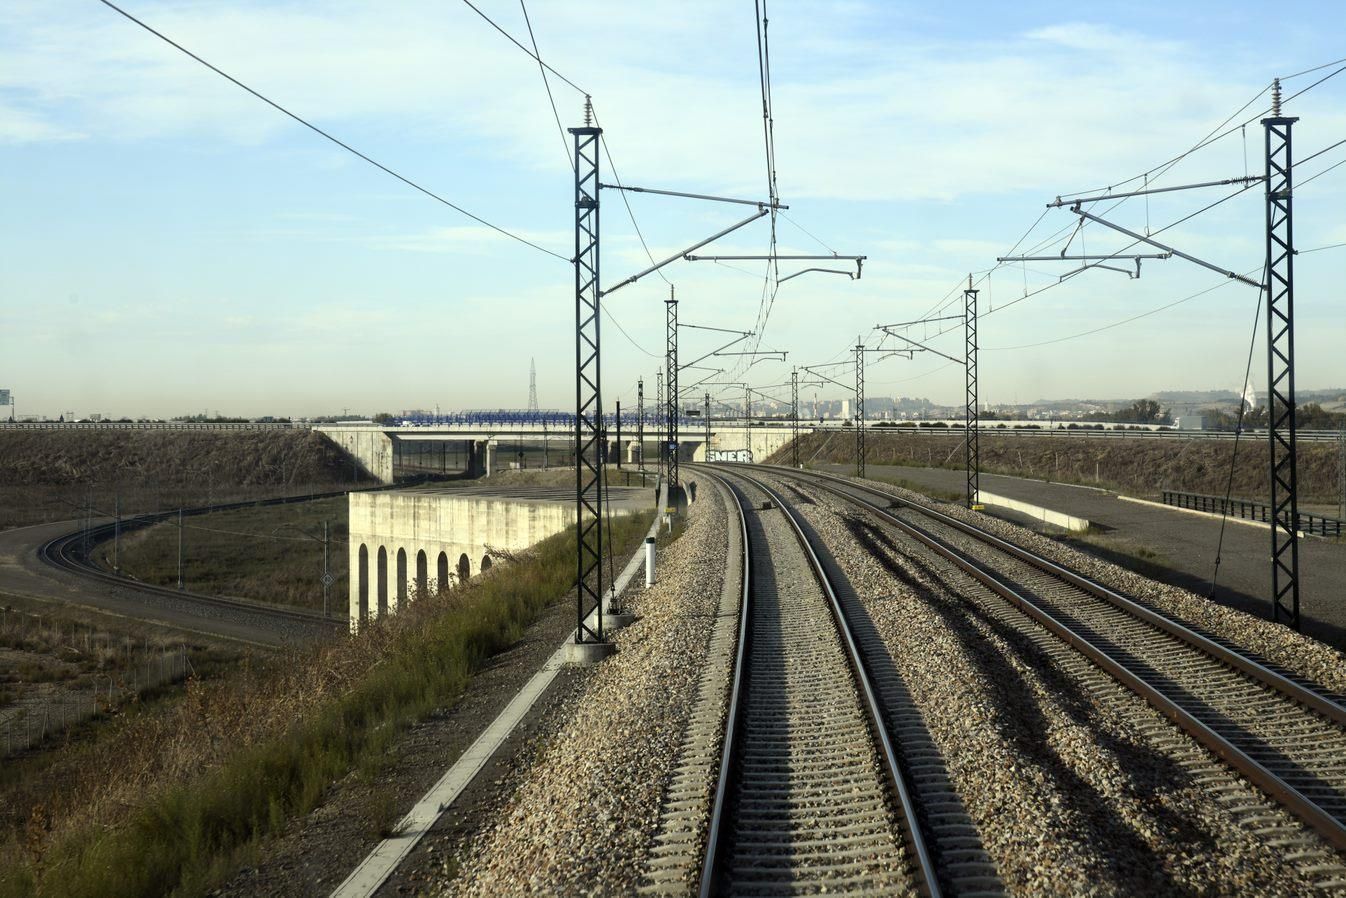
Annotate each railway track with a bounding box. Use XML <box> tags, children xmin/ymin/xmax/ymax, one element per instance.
<box><xmin>697</xmin><ymin>467</ymin><xmax>943</xmax><ymax>897</ymax></box>
<box><xmin>761</xmin><ymin>464</ymin><xmax>1346</xmax><ymax>881</ymax></box>
<box><xmin>38</xmin><ymin>492</ymin><xmax>349</xmax><ymax>639</ymax></box>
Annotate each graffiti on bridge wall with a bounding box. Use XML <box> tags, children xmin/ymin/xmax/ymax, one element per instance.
<box><xmin>707</xmin><ymin>449</ymin><xmax>754</xmax><ymax>463</ymax></box>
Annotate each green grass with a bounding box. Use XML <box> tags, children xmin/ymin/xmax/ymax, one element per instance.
<box><xmin>1</xmin><ymin>510</ymin><xmax>653</xmax><ymax>898</ymax></box>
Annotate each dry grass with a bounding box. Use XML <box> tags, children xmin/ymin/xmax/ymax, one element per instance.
<box><xmin>0</xmin><ymin>511</ymin><xmax>654</xmax><ymax>898</ymax></box>
<box><xmin>97</xmin><ymin>498</ymin><xmax>348</xmax><ymax>612</ymax></box>
<box><xmin>780</xmin><ymin>430</ymin><xmax>1344</xmax><ymax>501</ymax></box>
<box><xmin>0</xmin><ymin>607</ymin><xmax>185</xmax><ymax>700</ymax></box>
<box><xmin>0</xmin><ymin>430</ymin><xmax>365</xmax><ymax>530</ymax></box>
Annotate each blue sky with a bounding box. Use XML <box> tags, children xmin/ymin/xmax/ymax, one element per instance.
<box><xmin>1</xmin><ymin>0</ymin><xmax>1343</xmax><ymax>418</ymax></box>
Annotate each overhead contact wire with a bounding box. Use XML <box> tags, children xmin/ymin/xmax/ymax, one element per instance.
<box><xmin>97</xmin><ymin>0</ymin><xmax>568</xmax><ymax>262</ymax></box>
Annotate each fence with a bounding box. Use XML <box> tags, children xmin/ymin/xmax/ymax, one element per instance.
<box><xmin>0</xmin><ymin>640</ymin><xmax>192</xmax><ymax>757</ymax></box>
<box><xmin>1161</xmin><ymin>489</ymin><xmax>1344</xmax><ymax>538</ymax></box>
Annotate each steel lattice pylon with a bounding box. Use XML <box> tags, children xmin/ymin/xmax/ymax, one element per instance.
<box><xmin>655</xmin><ymin>370</ymin><xmax>664</xmax><ymax>478</ymax></box>
<box><xmin>637</xmin><ymin>377</ymin><xmax>645</xmax><ymax>472</ymax></box>
<box><xmin>1263</xmin><ymin>110</ymin><xmax>1300</xmax><ymax>630</ymax></box>
<box><xmin>666</xmin><ymin>289</ymin><xmax>679</xmax><ymax>492</ymax></box>
<box><xmin>791</xmin><ymin>367</ymin><xmax>800</xmax><ymax>468</ymax></box>
<box><xmin>704</xmin><ymin>392</ymin><xmax>711</xmax><ymax>451</ymax></box>
<box><xmin>965</xmin><ymin>283</ymin><xmax>980</xmax><ymax>508</ymax></box>
<box><xmin>569</xmin><ymin>119</ymin><xmax>604</xmax><ymax>644</ymax></box>
<box><xmin>854</xmin><ymin>343</ymin><xmax>865</xmax><ymax>477</ymax></box>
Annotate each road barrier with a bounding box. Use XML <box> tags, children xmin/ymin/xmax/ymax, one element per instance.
<box><xmin>1161</xmin><ymin>489</ymin><xmax>1343</xmax><ymax>537</ymax></box>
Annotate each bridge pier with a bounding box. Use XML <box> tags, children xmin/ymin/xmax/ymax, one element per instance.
<box><xmin>466</xmin><ymin>440</ymin><xmax>495</xmax><ymax>478</ymax></box>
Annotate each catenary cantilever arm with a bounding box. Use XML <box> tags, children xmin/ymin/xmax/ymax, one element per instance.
<box><xmin>602</xmin><ymin>208</ymin><xmax>769</xmax><ymax>296</ymax></box>
<box><xmin>878</xmin><ymin>329</ymin><xmax>964</xmax><ymax>365</ymax></box>
<box><xmin>1071</xmin><ymin>204</ymin><xmax>1262</xmax><ymax>288</ymax></box>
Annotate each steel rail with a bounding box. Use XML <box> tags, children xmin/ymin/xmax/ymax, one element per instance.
<box><xmin>42</xmin><ymin>527</ymin><xmax>339</xmax><ymax>630</ymax></box>
<box><xmin>771</xmin><ymin>465</ymin><xmax>1346</xmax><ymax>726</ymax></box>
<box><xmin>696</xmin><ymin>468</ymin><xmax>752</xmax><ymax>898</ymax></box>
<box><xmin>771</xmin><ymin>465</ymin><xmax>1346</xmax><ymax>853</ymax></box>
<box><xmin>698</xmin><ymin>465</ymin><xmax>942</xmax><ymax>897</ymax></box>
<box><xmin>39</xmin><ymin>491</ymin><xmax>358</xmax><ymax>630</ymax></box>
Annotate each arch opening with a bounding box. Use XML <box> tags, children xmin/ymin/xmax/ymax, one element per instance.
<box><xmin>481</xmin><ymin>554</ymin><xmax>493</xmax><ymax>572</ymax></box>
<box><xmin>457</xmin><ymin>553</ymin><xmax>471</xmax><ymax>582</ymax></box>
<box><xmin>376</xmin><ymin>547</ymin><xmax>388</xmax><ymax>616</ymax></box>
<box><xmin>396</xmin><ymin>548</ymin><xmax>408</xmax><ymax>606</ymax></box>
<box><xmin>357</xmin><ymin>544</ymin><xmax>369</xmax><ymax>624</ymax></box>
<box><xmin>437</xmin><ymin>551</ymin><xmax>449</xmax><ymax>594</ymax></box>
<box><xmin>416</xmin><ymin>549</ymin><xmax>428</xmax><ymax>598</ymax></box>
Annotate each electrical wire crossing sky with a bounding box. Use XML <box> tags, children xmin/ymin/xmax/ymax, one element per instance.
<box><xmin>1</xmin><ymin>0</ymin><xmax>1343</xmax><ymax>418</ymax></box>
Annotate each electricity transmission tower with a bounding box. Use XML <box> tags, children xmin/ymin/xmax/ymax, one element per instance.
<box><xmin>568</xmin><ymin>103</ymin><xmax>605</xmax><ymax>648</ymax></box>
<box><xmin>964</xmin><ymin>279</ymin><xmax>980</xmax><ymax>508</ymax></box>
<box><xmin>791</xmin><ymin>367</ymin><xmax>800</xmax><ymax>468</ymax></box>
<box><xmin>528</xmin><ymin>357</ymin><xmax>539</xmax><ymax>412</ymax></box>
<box><xmin>1002</xmin><ymin>78</ymin><xmax>1303</xmax><ymax>629</ymax></box>
<box><xmin>1263</xmin><ymin>83</ymin><xmax>1301</xmax><ymax>629</ymax></box>
<box><xmin>666</xmin><ymin>287</ymin><xmax>679</xmax><ymax>496</ymax></box>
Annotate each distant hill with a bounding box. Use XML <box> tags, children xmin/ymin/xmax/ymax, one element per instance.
<box><xmin>0</xmin><ymin>429</ymin><xmax>354</xmax><ymax>489</ymax></box>
<box><xmin>1148</xmin><ymin>389</ymin><xmax>1241</xmax><ymax>403</ymax></box>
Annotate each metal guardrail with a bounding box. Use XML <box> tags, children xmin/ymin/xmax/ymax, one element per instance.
<box><xmin>397</xmin><ymin>411</ymin><xmax>702</xmax><ymax>428</ymax></box>
<box><xmin>1162</xmin><ymin>489</ymin><xmax>1344</xmax><ymax>537</ymax></box>
<box><xmin>0</xmin><ymin>421</ymin><xmax>302</xmax><ymax>431</ymax></box>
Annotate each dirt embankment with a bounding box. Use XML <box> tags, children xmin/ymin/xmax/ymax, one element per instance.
<box><xmin>0</xmin><ymin>429</ymin><xmax>363</xmax><ymax>529</ymax></box>
<box><xmin>775</xmin><ymin>430</ymin><xmax>1342</xmax><ymax>501</ymax></box>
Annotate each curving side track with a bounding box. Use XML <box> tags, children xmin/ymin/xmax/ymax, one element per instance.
<box><xmin>697</xmin><ymin>467</ymin><xmax>941</xmax><ymax>897</ymax></box>
<box><xmin>38</xmin><ymin>492</ymin><xmax>348</xmax><ymax>641</ymax></box>
<box><xmin>766</xmin><ymin>464</ymin><xmax>1346</xmax><ymax>864</ymax></box>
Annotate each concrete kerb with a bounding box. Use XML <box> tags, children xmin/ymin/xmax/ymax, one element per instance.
<box><xmin>329</xmin><ymin>476</ymin><xmax>667</xmax><ymax>898</ymax></box>
<box><xmin>978</xmin><ymin>489</ymin><xmax>1090</xmax><ymax>533</ymax></box>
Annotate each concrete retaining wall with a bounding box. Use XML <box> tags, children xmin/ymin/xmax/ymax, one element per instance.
<box><xmin>347</xmin><ymin>489</ymin><xmax>638</xmax><ymax>631</ymax></box>
<box><xmin>321</xmin><ymin>428</ymin><xmax>396</xmax><ymax>484</ymax></box>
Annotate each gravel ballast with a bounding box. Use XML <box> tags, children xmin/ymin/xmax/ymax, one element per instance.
<box><xmin>439</xmin><ymin>479</ymin><xmax>730</xmax><ymax>896</ymax></box>
<box><xmin>766</xmin><ymin>470</ymin><xmax>1343</xmax><ymax>895</ymax></box>
<box><xmin>809</xmin><ymin>466</ymin><xmax>1346</xmax><ymax>696</ymax></box>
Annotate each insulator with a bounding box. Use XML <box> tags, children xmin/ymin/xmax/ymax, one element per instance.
<box><xmin>1271</xmin><ymin>78</ymin><xmax>1282</xmax><ymax>116</ymax></box>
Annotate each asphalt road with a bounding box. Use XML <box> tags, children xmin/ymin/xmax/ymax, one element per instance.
<box><xmin>0</xmin><ymin>517</ymin><xmax>324</xmax><ymax>646</ymax></box>
<box><xmin>819</xmin><ymin>463</ymin><xmax>1346</xmax><ymax>653</ymax></box>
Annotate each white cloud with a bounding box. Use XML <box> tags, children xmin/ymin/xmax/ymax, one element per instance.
<box><xmin>0</xmin><ymin>100</ymin><xmax>83</xmax><ymax>143</ymax></box>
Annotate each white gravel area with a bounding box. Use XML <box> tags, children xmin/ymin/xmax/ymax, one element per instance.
<box><xmin>440</xmin><ymin>479</ymin><xmax>730</xmax><ymax>896</ymax></box>
<box><xmin>768</xmin><ymin>471</ymin><xmax>1337</xmax><ymax>896</ymax></box>
<box><xmin>837</xmin><ymin>469</ymin><xmax>1346</xmax><ymax>696</ymax></box>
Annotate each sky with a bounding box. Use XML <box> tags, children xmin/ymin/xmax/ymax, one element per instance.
<box><xmin>1</xmin><ymin>0</ymin><xmax>1344</xmax><ymax>419</ymax></box>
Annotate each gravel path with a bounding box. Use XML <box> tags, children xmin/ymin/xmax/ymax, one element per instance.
<box><xmin>764</xmin><ymin>470</ymin><xmax>1340</xmax><ymax>896</ymax></box>
<box><xmin>440</xmin><ymin>479</ymin><xmax>730</xmax><ymax>896</ymax></box>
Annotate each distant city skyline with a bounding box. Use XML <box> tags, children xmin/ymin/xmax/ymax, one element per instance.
<box><xmin>13</xmin><ymin>383</ymin><xmax>1344</xmax><ymax>424</ymax></box>
<box><xmin>2</xmin><ymin>1</ymin><xmax>1343</xmax><ymax>418</ymax></box>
